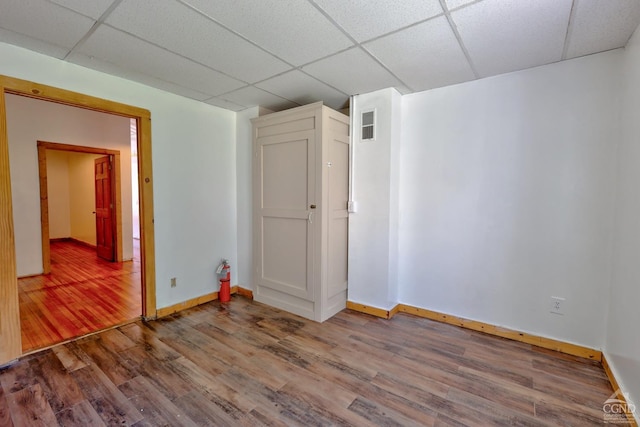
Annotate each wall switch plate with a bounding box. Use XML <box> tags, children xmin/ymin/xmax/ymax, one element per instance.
<box><xmin>171</xmin><ymin>277</ymin><xmax>177</xmax><ymax>288</ymax></box>
<box><xmin>347</xmin><ymin>200</ymin><xmax>357</xmax><ymax>213</ymax></box>
<box><xmin>550</xmin><ymin>296</ymin><xmax>565</xmax><ymax>315</ymax></box>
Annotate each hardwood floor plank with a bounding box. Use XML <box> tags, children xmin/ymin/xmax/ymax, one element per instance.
<box><xmin>76</xmin><ymin>337</ymin><xmax>139</xmax><ymax>387</ymax></box>
<box><xmin>19</xmin><ymin>240</ymin><xmax>141</xmax><ymax>353</ymax></box>
<box><xmin>0</xmin><ymin>381</ymin><xmax>14</xmax><ymax>427</ymax></box>
<box><xmin>6</xmin><ymin>383</ymin><xmax>58</xmax><ymax>427</ymax></box>
<box><xmin>70</xmin><ymin>364</ymin><xmax>143</xmax><ymax>426</ymax></box>
<box><xmin>119</xmin><ymin>375</ymin><xmax>199</xmax><ymax>427</ymax></box>
<box><xmin>118</xmin><ymin>321</ymin><xmax>182</xmax><ymax>362</ymax></box>
<box><xmin>51</xmin><ymin>345</ymin><xmax>87</xmax><ymax>373</ymax></box>
<box><xmin>29</xmin><ymin>350</ymin><xmax>85</xmax><ymax>413</ymax></box>
<box><xmin>1</xmin><ymin>297</ymin><xmax>619</xmax><ymax>426</ymax></box>
<box><xmin>56</xmin><ymin>400</ymin><xmax>107</xmax><ymax>427</ymax></box>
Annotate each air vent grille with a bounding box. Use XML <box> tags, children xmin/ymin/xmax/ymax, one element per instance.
<box><xmin>361</xmin><ymin>110</ymin><xmax>375</xmax><ymax>140</ymax></box>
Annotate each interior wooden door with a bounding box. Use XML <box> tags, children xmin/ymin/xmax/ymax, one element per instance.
<box><xmin>95</xmin><ymin>155</ymin><xmax>115</xmax><ymax>261</ymax></box>
<box><xmin>255</xmin><ymin>130</ymin><xmax>316</xmax><ymax>306</ymax></box>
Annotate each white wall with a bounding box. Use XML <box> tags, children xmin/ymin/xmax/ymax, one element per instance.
<box><xmin>46</xmin><ymin>150</ymin><xmax>71</xmax><ymax>240</ymax></box>
<box><xmin>1</xmin><ymin>42</ymin><xmax>237</xmax><ymax>309</ymax></box>
<box><xmin>397</xmin><ymin>51</ymin><xmax>621</xmax><ymax>349</ymax></box>
<box><xmin>607</xmin><ymin>28</ymin><xmax>640</xmax><ymax>413</ymax></box>
<box><xmin>349</xmin><ymin>50</ymin><xmax>622</xmax><ymax>349</ymax></box>
<box><xmin>68</xmin><ymin>152</ymin><xmax>102</xmax><ymax>246</ymax></box>
<box><xmin>348</xmin><ymin>88</ymin><xmax>402</xmax><ymax>309</ymax></box>
<box><xmin>235</xmin><ymin>106</ymin><xmax>260</xmax><ymax>289</ymax></box>
<box><xmin>6</xmin><ymin>93</ymin><xmax>132</xmax><ymax>275</ymax></box>
<box><xmin>45</xmin><ymin>151</ymin><xmax>103</xmax><ymax>246</ymax></box>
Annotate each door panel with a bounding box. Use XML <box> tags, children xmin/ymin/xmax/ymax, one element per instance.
<box><xmin>256</xmin><ymin>130</ymin><xmax>315</xmax><ymax>303</ymax></box>
<box><xmin>95</xmin><ymin>155</ymin><xmax>115</xmax><ymax>261</ymax></box>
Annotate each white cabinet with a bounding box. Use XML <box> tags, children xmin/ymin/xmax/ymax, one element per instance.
<box><xmin>252</xmin><ymin>102</ymin><xmax>349</xmax><ymax>322</ymax></box>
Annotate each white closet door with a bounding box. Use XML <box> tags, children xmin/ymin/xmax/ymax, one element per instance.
<box><xmin>255</xmin><ymin>130</ymin><xmax>316</xmax><ymax>303</ymax></box>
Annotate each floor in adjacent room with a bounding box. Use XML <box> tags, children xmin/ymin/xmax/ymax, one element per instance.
<box><xmin>0</xmin><ymin>295</ymin><xmax>617</xmax><ymax>426</ymax></box>
<box><xmin>18</xmin><ymin>239</ymin><xmax>141</xmax><ymax>353</ymax></box>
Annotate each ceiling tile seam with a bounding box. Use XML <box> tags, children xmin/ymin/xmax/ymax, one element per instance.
<box><xmin>202</xmin><ymin>95</ymin><xmax>248</xmax><ymax>108</ymax></box>
<box><xmin>355</xmin><ymin>12</ymin><xmax>446</xmax><ymax>46</ymax></box>
<box><xmin>176</xmin><ymin>0</ymin><xmax>300</xmax><ymax>69</ymax></box>
<box><xmin>561</xmin><ymin>0</ymin><xmax>578</xmax><ymax>60</ymax></box>
<box><xmin>93</xmin><ymin>23</ymin><xmax>259</xmax><ymax>91</ymax></box>
<box><xmin>447</xmin><ymin>0</ymin><xmax>485</xmax><ymax>14</ymax></box>
<box><xmin>438</xmin><ymin>0</ymin><xmax>480</xmax><ymax>79</ymax></box>
<box><xmin>246</xmin><ymin>66</ymin><xmax>350</xmax><ymax>98</ymax></box>
<box><xmin>62</xmin><ymin>0</ymin><xmax>124</xmax><ymax>61</ymax></box>
<box><xmin>305</xmin><ymin>0</ymin><xmax>414</xmax><ymax>93</ymax></box>
<box><xmin>66</xmin><ymin>52</ymin><xmax>213</xmax><ymax>98</ymax></box>
<box><xmin>0</xmin><ymin>25</ymin><xmax>72</xmax><ymax>56</ymax></box>
<box><xmin>212</xmin><ymin>84</ymin><xmax>302</xmax><ymax>108</ymax></box>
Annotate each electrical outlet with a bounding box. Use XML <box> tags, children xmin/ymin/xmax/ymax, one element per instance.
<box><xmin>170</xmin><ymin>277</ymin><xmax>177</xmax><ymax>288</ymax></box>
<box><xmin>550</xmin><ymin>296</ymin><xmax>565</xmax><ymax>315</ymax></box>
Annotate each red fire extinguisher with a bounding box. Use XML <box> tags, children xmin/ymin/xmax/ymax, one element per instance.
<box><xmin>216</xmin><ymin>259</ymin><xmax>231</xmax><ymax>303</ymax></box>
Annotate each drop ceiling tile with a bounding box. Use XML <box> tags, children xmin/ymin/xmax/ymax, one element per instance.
<box><xmin>0</xmin><ymin>28</ymin><xmax>69</xmax><ymax>59</ymax></box>
<box><xmin>71</xmin><ymin>26</ymin><xmax>245</xmax><ymax>96</ymax></box>
<box><xmin>204</xmin><ymin>97</ymin><xmax>247</xmax><ymax>112</ymax></box>
<box><xmin>0</xmin><ymin>0</ymin><xmax>95</xmax><ymax>50</ymax></box>
<box><xmin>105</xmin><ymin>0</ymin><xmax>289</xmax><ymax>83</ymax></box>
<box><xmin>70</xmin><ymin>53</ymin><xmax>214</xmax><ymax>101</ymax></box>
<box><xmin>452</xmin><ymin>0</ymin><xmax>573</xmax><ymax>77</ymax></box>
<box><xmin>256</xmin><ymin>70</ymin><xmax>348</xmax><ymax>110</ymax></box>
<box><xmin>444</xmin><ymin>0</ymin><xmax>478</xmax><ymax>11</ymax></box>
<box><xmin>365</xmin><ymin>16</ymin><xmax>475</xmax><ymax>92</ymax></box>
<box><xmin>565</xmin><ymin>0</ymin><xmax>640</xmax><ymax>59</ymax></box>
<box><xmin>312</xmin><ymin>0</ymin><xmax>443</xmax><ymax>42</ymax></box>
<box><xmin>302</xmin><ymin>47</ymin><xmax>401</xmax><ymax>95</ymax></box>
<box><xmin>182</xmin><ymin>0</ymin><xmax>353</xmax><ymax>65</ymax></box>
<box><xmin>49</xmin><ymin>0</ymin><xmax>116</xmax><ymax>19</ymax></box>
<box><xmin>221</xmin><ymin>86</ymin><xmax>298</xmax><ymax>111</ymax></box>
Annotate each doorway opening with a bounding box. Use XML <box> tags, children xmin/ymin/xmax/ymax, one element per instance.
<box><xmin>37</xmin><ymin>142</ymin><xmax>125</xmax><ymax>273</ymax></box>
<box><xmin>0</xmin><ymin>75</ymin><xmax>157</xmax><ymax>363</ymax></box>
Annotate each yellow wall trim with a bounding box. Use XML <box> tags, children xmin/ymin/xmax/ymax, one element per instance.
<box><xmin>346</xmin><ymin>301</ymin><xmax>394</xmax><ymax>319</ymax></box>
<box><xmin>156</xmin><ymin>286</ymin><xmax>254</xmax><ymax>318</ymax></box>
<box><xmin>347</xmin><ymin>300</ymin><xmax>601</xmax><ymax>361</ymax></box>
<box><xmin>236</xmin><ymin>286</ymin><xmax>254</xmax><ymax>299</ymax></box>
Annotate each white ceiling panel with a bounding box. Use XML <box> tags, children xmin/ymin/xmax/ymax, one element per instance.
<box><xmin>221</xmin><ymin>86</ymin><xmax>298</xmax><ymax>111</ymax></box>
<box><xmin>365</xmin><ymin>16</ymin><xmax>475</xmax><ymax>92</ymax></box>
<box><xmin>302</xmin><ymin>47</ymin><xmax>401</xmax><ymax>95</ymax></box>
<box><xmin>70</xmin><ymin>53</ymin><xmax>215</xmax><ymax>100</ymax></box>
<box><xmin>0</xmin><ymin>28</ymin><xmax>69</xmax><ymax>59</ymax></box>
<box><xmin>71</xmin><ymin>26</ymin><xmax>246</xmax><ymax>96</ymax></box>
<box><xmin>312</xmin><ymin>0</ymin><xmax>443</xmax><ymax>42</ymax></box>
<box><xmin>0</xmin><ymin>0</ymin><xmax>96</xmax><ymax>50</ymax></box>
<box><xmin>445</xmin><ymin>0</ymin><xmax>478</xmax><ymax>11</ymax></box>
<box><xmin>565</xmin><ymin>0</ymin><xmax>640</xmax><ymax>59</ymax></box>
<box><xmin>256</xmin><ymin>70</ymin><xmax>348</xmax><ymax>110</ymax></box>
<box><xmin>181</xmin><ymin>0</ymin><xmax>353</xmax><ymax>65</ymax></box>
<box><xmin>1</xmin><ymin>0</ymin><xmax>639</xmax><ymax>111</ymax></box>
<box><xmin>203</xmin><ymin>97</ymin><xmax>247</xmax><ymax>112</ymax></box>
<box><xmin>106</xmin><ymin>0</ymin><xmax>289</xmax><ymax>83</ymax></box>
<box><xmin>49</xmin><ymin>0</ymin><xmax>116</xmax><ymax>20</ymax></box>
<box><xmin>452</xmin><ymin>0</ymin><xmax>573</xmax><ymax>77</ymax></box>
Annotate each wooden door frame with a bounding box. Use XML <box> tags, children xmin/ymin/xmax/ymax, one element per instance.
<box><xmin>0</xmin><ymin>75</ymin><xmax>157</xmax><ymax>365</ymax></box>
<box><xmin>37</xmin><ymin>142</ymin><xmax>123</xmax><ymax>274</ymax></box>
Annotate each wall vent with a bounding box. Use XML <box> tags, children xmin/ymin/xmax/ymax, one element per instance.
<box><xmin>361</xmin><ymin>110</ymin><xmax>375</xmax><ymax>141</ymax></box>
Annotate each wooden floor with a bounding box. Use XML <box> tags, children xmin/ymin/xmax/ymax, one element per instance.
<box><xmin>0</xmin><ymin>295</ymin><xmax>620</xmax><ymax>426</ymax></box>
<box><xmin>18</xmin><ymin>240</ymin><xmax>141</xmax><ymax>353</ymax></box>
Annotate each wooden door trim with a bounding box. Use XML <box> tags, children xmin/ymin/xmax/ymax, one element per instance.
<box><xmin>0</xmin><ymin>75</ymin><xmax>157</xmax><ymax>364</ymax></box>
<box><xmin>37</xmin><ymin>141</ymin><xmax>123</xmax><ymax>274</ymax></box>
